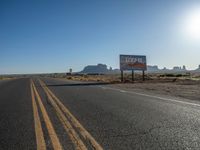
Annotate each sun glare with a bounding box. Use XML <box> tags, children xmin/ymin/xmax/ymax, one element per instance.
<box><xmin>183</xmin><ymin>7</ymin><xmax>200</xmax><ymax>40</ymax></box>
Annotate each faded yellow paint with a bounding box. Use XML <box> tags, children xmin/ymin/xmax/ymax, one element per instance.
<box><xmin>39</xmin><ymin>79</ymin><xmax>87</xmax><ymax>150</ymax></box>
<box><xmin>39</xmin><ymin>79</ymin><xmax>103</xmax><ymax>150</ymax></box>
<box><xmin>30</xmin><ymin>80</ymin><xmax>46</xmax><ymax>150</ymax></box>
<box><xmin>32</xmin><ymin>80</ymin><xmax>63</xmax><ymax>150</ymax></box>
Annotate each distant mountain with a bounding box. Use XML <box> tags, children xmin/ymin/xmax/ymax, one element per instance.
<box><xmin>147</xmin><ymin>65</ymin><xmax>187</xmax><ymax>73</ymax></box>
<box><xmin>81</xmin><ymin>64</ymin><xmax>109</xmax><ymax>74</ymax></box>
<box><xmin>194</xmin><ymin>65</ymin><xmax>200</xmax><ymax>73</ymax></box>
<box><xmin>79</xmin><ymin>64</ymin><xmax>200</xmax><ymax>74</ymax></box>
<box><xmin>147</xmin><ymin>65</ymin><xmax>160</xmax><ymax>72</ymax></box>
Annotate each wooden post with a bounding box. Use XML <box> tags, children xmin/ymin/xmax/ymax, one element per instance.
<box><xmin>142</xmin><ymin>70</ymin><xmax>145</xmax><ymax>81</ymax></box>
<box><xmin>121</xmin><ymin>70</ymin><xmax>123</xmax><ymax>82</ymax></box>
<box><xmin>132</xmin><ymin>70</ymin><xmax>134</xmax><ymax>82</ymax></box>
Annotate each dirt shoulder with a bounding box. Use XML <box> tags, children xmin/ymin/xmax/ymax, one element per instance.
<box><xmin>62</xmin><ymin>74</ymin><xmax>200</xmax><ymax>101</ymax></box>
<box><xmin>112</xmin><ymin>80</ymin><xmax>200</xmax><ymax>101</ymax></box>
<box><xmin>0</xmin><ymin>77</ymin><xmax>12</xmax><ymax>80</ymax></box>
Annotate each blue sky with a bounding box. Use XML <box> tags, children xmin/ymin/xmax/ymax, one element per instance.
<box><xmin>1</xmin><ymin>0</ymin><xmax>200</xmax><ymax>74</ymax></box>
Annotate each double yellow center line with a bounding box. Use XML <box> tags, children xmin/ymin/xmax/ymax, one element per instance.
<box><xmin>31</xmin><ymin>80</ymin><xmax>63</xmax><ymax>150</ymax></box>
<box><xmin>30</xmin><ymin>81</ymin><xmax>46</xmax><ymax>150</ymax></box>
<box><xmin>31</xmin><ymin>79</ymin><xmax>103</xmax><ymax>150</ymax></box>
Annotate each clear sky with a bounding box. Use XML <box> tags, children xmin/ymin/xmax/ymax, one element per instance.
<box><xmin>1</xmin><ymin>0</ymin><xmax>200</xmax><ymax>74</ymax></box>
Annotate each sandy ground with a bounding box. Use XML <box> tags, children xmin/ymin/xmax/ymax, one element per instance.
<box><xmin>112</xmin><ymin>80</ymin><xmax>200</xmax><ymax>101</ymax></box>
<box><xmin>63</xmin><ymin>74</ymin><xmax>200</xmax><ymax>101</ymax></box>
<box><xmin>0</xmin><ymin>77</ymin><xmax>12</xmax><ymax>80</ymax></box>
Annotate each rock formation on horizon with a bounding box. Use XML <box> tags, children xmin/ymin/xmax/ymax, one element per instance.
<box><xmin>80</xmin><ymin>64</ymin><xmax>200</xmax><ymax>74</ymax></box>
<box><xmin>81</xmin><ymin>64</ymin><xmax>109</xmax><ymax>74</ymax></box>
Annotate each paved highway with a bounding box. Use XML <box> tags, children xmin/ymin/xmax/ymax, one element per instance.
<box><xmin>1</xmin><ymin>78</ymin><xmax>200</xmax><ymax>150</ymax></box>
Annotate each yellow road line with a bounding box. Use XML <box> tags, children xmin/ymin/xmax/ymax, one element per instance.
<box><xmin>32</xmin><ymin>80</ymin><xmax>63</xmax><ymax>150</ymax></box>
<box><xmin>39</xmin><ymin>80</ymin><xmax>87</xmax><ymax>150</ymax></box>
<box><xmin>30</xmin><ymin>80</ymin><xmax>46</xmax><ymax>150</ymax></box>
<box><xmin>39</xmin><ymin>79</ymin><xmax>103</xmax><ymax>150</ymax></box>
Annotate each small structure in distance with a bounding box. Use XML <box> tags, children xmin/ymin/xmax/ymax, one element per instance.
<box><xmin>66</xmin><ymin>68</ymin><xmax>73</xmax><ymax>76</ymax></box>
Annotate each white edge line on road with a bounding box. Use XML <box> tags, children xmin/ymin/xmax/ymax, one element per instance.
<box><xmin>100</xmin><ymin>86</ymin><xmax>200</xmax><ymax>107</ymax></box>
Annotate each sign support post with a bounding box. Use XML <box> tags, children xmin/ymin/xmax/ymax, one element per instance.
<box><xmin>132</xmin><ymin>70</ymin><xmax>134</xmax><ymax>82</ymax></box>
<box><xmin>142</xmin><ymin>70</ymin><xmax>145</xmax><ymax>81</ymax></box>
<box><xmin>121</xmin><ymin>70</ymin><xmax>123</xmax><ymax>82</ymax></box>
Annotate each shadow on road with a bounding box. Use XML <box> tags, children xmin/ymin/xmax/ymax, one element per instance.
<box><xmin>47</xmin><ymin>82</ymin><xmax>111</xmax><ymax>87</ymax></box>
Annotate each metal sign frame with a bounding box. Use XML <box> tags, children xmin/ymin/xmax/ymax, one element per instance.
<box><xmin>120</xmin><ymin>55</ymin><xmax>147</xmax><ymax>71</ymax></box>
<box><xmin>119</xmin><ymin>55</ymin><xmax>147</xmax><ymax>82</ymax></box>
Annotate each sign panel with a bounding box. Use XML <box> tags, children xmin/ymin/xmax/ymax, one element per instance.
<box><xmin>120</xmin><ymin>55</ymin><xmax>147</xmax><ymax>71</ymax></box>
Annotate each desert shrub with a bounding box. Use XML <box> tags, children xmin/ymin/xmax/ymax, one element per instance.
<box><xmin>172</xmin><ymin>78</ymin><xmax>177</xmax><ymax>82</ymax></box>
<box><xmin>176</xmin><ymin>74</ymin><xmax>183</xmax><ymax>77</ymax></box>
<box><xmin>159</xmin><ymin>74</ymin><xmax>165</xmax><ymax>77</ymax></box>
<box><xmin>165</xmin><ymin>74</ymin><xmax>176</xmax><ymax>77</ymax></box>
<box><xmin>83</xmin><ymin>75</ymin><xmax>88</xmax><ymax>78</ymax></box>
<box><xmin>67</xmin><ymin>76</ymin><xmax>72</xmax><ymax>80</ymax></box>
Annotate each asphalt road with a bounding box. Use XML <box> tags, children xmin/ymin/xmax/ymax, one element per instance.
<box><xmin>1</xmin><ymin>78</ymin><xmax>200</xmax><ymax>150</ymax></box>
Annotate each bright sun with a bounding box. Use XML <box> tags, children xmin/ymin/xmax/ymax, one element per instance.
<box><xmin>184</xmin><ymin>8</ymin><xmax>200</xmax><ymax>40</ymax></box>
